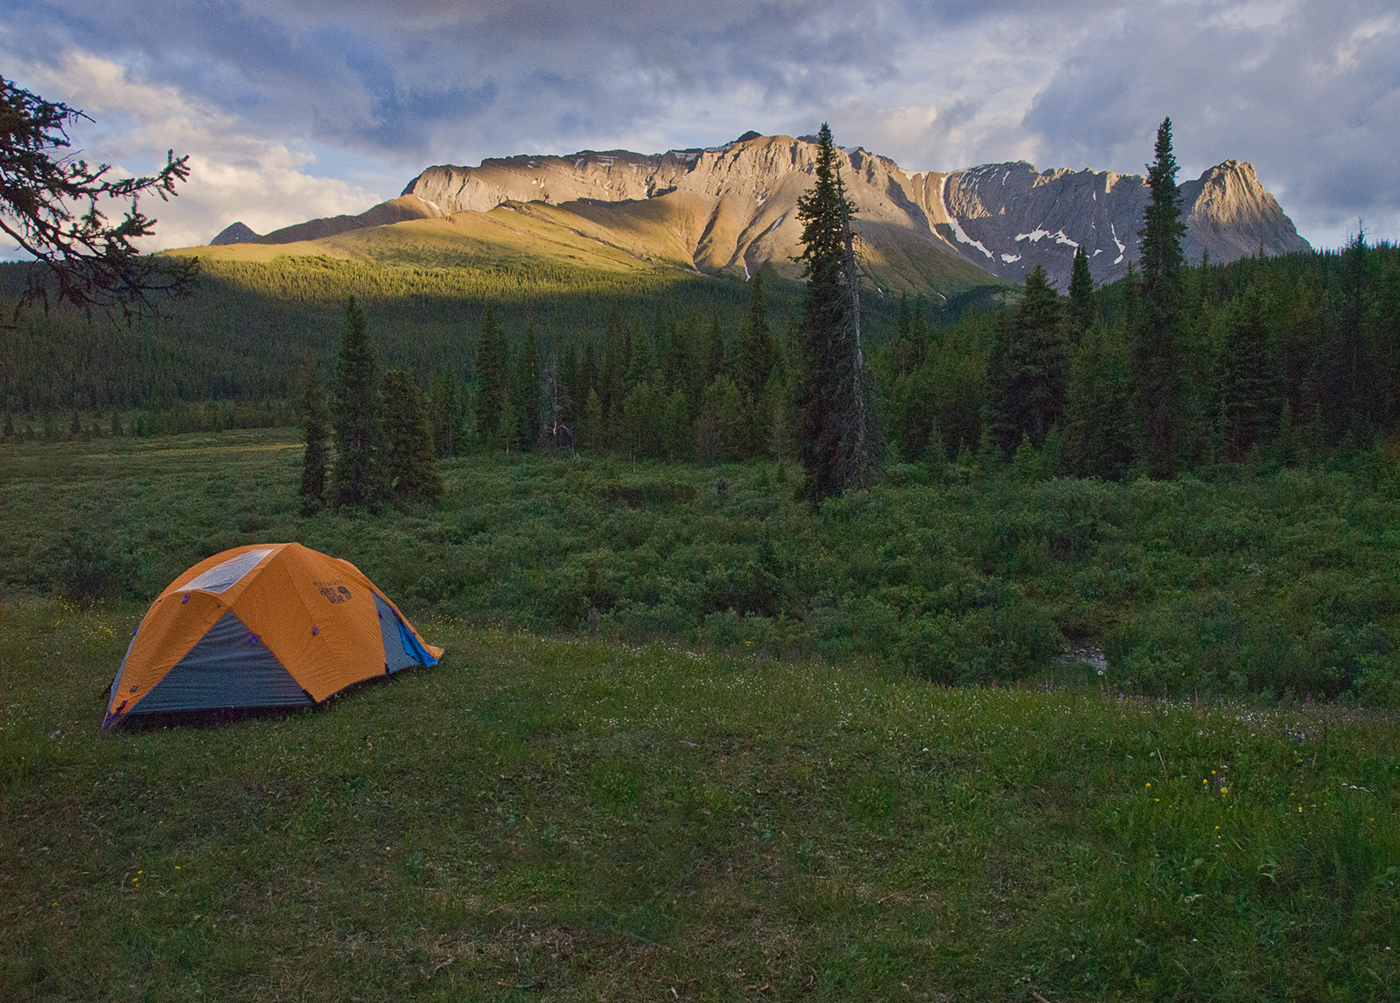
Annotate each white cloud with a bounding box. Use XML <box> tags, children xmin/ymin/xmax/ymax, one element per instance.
<box><xmin>1022</xmin><ymin>0</ymin><xmax>1400</xmax><ymax>248</ymax></box>
<box><xmin>3</xmin><ymin>0</ymin><xmax>1395</xmax><ymax>252</ymax></box>
<box><xmin>1</xmin><ymin>47</ymin><xmax>388</xmax><ymax>253</ymax></box>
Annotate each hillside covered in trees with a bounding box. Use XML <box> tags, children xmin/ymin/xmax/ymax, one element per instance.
<box><xmin>1</xmin><ymin>232</ymin><xmax>1396</xmax><ymax>486</ymax></box>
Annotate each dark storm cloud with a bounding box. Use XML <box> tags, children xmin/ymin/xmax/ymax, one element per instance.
<box><xmin>3</xmin><ymin>0</ymin><xmax>920</xmax><ymax>160</ymax></box>
<box><xmin>3</xmin><ymin>0</ymin><xmax>1395</xmax><ymax>246</ymax></box>
<box><xmin>1023</xmin><ymin>0</ymin><xmax>1400</xmax><ymax>245</ymax></box>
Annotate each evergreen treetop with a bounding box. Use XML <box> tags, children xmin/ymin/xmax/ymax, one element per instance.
<box><xmin>986</xmin><ymin>264</ymin><xmax>1065</xmax><ymax>455</ymax></box>
<box><xmin>736</xmin><ymin>270</ymin><xmax>774</xmax><ymax>399</ymax></box>
<box><xmin>329</xmin><ymin>296</ymin><xmax>387</xmax><ymax>509</ymax></box>
<box><xmin>381</xmin><ymin>368</ymin><xmax>442</xmax><ymax>506</ymax></box>
<box><xmin>474</xmin><ymin>304</ymin><xmax>509</xmax><ymax>439</ymax></box>
<box><xmin>1068</xmin><ymin>244</ymin><xmax>1096</xmax><ymax>335</ymax></box>
<box><xmin>1139</xmin><ymin>117</ymin><xmax>1188</xmax><ymax>302</ymax></box>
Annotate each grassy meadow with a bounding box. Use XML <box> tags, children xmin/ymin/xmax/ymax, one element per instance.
<box><xmin>1</xmin><ymin>430</ymin><xmax>1399</xmax><ymax>1001</ymax></box>
<box><xmin>3</xmin><ymin>428</ymin><xmax>1400</xmax><ymax>702</ymax></box>
<box><xmin>3</xmin><ymin>596</ymin><xmax>1397</xmax><ymax>1002</ymax></box>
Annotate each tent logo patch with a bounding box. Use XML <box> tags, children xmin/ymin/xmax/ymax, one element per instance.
<box><xmin>315</xmin><ymin>581</ymin><xmax>352</xmax><ymax>604</ymax></box>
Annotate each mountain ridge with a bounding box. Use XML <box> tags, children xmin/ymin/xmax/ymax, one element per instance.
<box><xmin>202</xmin><ymin>133</ymin><xmax>1310</xmax><ymax>295</ymax></box>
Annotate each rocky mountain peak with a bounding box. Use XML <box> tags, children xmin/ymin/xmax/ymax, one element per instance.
<box><xmin>215</xmin><ymin>132</ymin><xmax>1311</xmax><ymax>295</ymax></box>
<box><xmin>210</xmin><ymin>221</ymin><xmax>261</xmax><ymax>245</ymax></box>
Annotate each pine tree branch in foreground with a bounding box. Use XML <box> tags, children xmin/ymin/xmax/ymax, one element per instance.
<box><xmin>0</xmin><ymin>76</ymin><xmax>198</xmax><ymax>322</ymax></box>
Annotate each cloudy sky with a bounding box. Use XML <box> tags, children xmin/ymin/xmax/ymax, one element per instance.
<box><xmin>3</xmin><ymin>0</ymin><xmax>1396</xmax><ymax>253</ymax></box>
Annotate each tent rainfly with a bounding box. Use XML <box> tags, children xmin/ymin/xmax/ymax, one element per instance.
<box><xmin>103</xmin><ymin>543</ymin><xmax>443</xmax><ymax>728</ymax></box>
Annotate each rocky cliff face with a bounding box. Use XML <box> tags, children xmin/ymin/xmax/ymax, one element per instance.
<box><xmin>401</xmin><ymin>135</ymin><xmax>1310</xmax><ymax>289</ymax></box>
<box><xmin>223</xmin><ymin>133</ymin><xmax>1310</xmax><ymax>291</ymax></box>
<box><xmin>929</xmin><ymin>158</ymin><xmax>1310</xmax><ymax>286</ymax></box>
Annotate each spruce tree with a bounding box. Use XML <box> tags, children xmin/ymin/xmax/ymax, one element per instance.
<box><xmin>2</xmin><ymin>412</ymin><xmax>13</xmax><ymax>442</ymax></box>
<box><xmin>293</xmin><ymin>355</ymin><xmax>330</xmax><ymax>512</ymax></box>
<box><xmin>381</xmin><ymin>368</ymin><xmax>442</xmax><ymax>506</ymax></box>
<box><xmin>663</xmin><ymin>317</ymin><xmax>689</xmax><ymax>397</ymax></box>
<box><xmin>496</xmin><ymin>397</ymin><xmax>519</xmax><ymax>453</ymax></box>
<box><xmin>1134</xmin><ymin>117</ymin><xmax>1187</xmax><ymax>478</ymax></box>
<box><xmin>622</xmin><ymin>381</ymin><xmax>662</xmax><ymax>459</ymax></box>
<box><xmin>628</xmin><ymin>323</ymin><xmax>656</xmax><ymax>387</ymax></box>
<box><xmin>540</xmin><ymin>348</ymin><xmax>573</xmax><ymax>452</ymax></box>
<box><xmin>600</xmin><ymin>304</ymin><xmax>628</xmax><ymax>437</ymax></box>
<box><xmin>329</xmin><ymin>297</ymin><xmax>387</xmax><ymax>509</ymax></box>
<box><xmin>580</xmin><ymin>388</ymin><xmax>604</xmax><ymax>452</ymax></box>
<box><xmin>1330</xmin><ymin>226</ymin><xmax>1372</xmax><ymax>434</ymax></box>
<box><xmin>699</xmin><ymin>318</ymin><xmax>726</xmax><ymax>390</ymax></box>
<box><xmin>662</xmin><ymin>388</ymin><xmax>690</xmax><ymax>461</ymax></box>
<box><xmin>473</xmin><ymin>305</ymin><xmax>509</xmax><ymax>443</ymax></box>
<box><xmin>427</xmin><ymin>367</ymin><xmax>465</xmax><ymax>458</ymax></box>
<box><xmin>1221</xmin><ymin>287</ymin><xmax>1280</xmax><ymax>460</ymax></box>
<box><xmin>892</xmin><ymin>292</ymin><xmax>925</xmax><ymax>376</ymax></box>
<box><xmin>911</xmin><ymin>296</ymin><xmax>931</xmax><ymax>350</ymax></box>
<box><xmin>1068</xmin><ymin>244</ymin><xmax>1096</xmax><ymax>336</ymax></box>
<box><xmin>736</xmin><ymin>271</ymin><xmax>774</xmax><ymax>399</ymax></box>
<box><xmin>986</xmin><ymin>265</ymin><xmax>1065</xmax><ymax>455</ymax></box>
<box><xmin>1064</xmin><ymin>322</ymin><xmax>1136</xmax><ymax>480</ymax></box>
<box><xmin>578</xmin><ymin>338</ymin><xmax>598</xmax><ymax>419</ymax></box>
<box><xmin>511</xmin><ymin>323</ymin><xmax>542</xmax><ymax>449</ymax></box>
<box><xmin>795</xmin><ymin>123</ymin><xmax>877</xmax><ymax>500</ymax></box>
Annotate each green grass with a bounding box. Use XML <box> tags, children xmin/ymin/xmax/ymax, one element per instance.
<box><xmin>1</xmin><ymin>431</ymin><xmax>1398</xmax><ymax>999</ymax></box>
<box><xmin>3</xmin><ymin>429</ymin><xmax>1400</xmax><ymax>702</ymax></box>
<box><xmin>1</xmin><ymin>596</ymin><xmax>1397</xmax><ymax>1001</ymax></box>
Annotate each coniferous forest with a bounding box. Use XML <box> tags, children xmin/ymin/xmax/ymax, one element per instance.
<box><xmin>4</xmin><ymin>238</ymin><xmax>1397</xmax><ymax>475</ymax></box>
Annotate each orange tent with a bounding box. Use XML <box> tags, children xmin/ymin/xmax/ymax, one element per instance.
<box><xmin>103</xmin><ymin>543</ymin><xmax>443</xmax><ymax>728</ymax></box>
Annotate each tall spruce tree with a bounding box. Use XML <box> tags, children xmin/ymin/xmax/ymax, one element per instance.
<box><xmin>795</xmin><ymin>123</ymin><xmax>877</xmax><ymax>500</ymax></box>
<box><xmin>381</xmin><ymin>368</ymin><xmax>442</xmax><ymax>506</ymax></box>
<box><xmin>293</xmin><ymin>354</ymin><xmax>330</xmax><ymax>512</ymax></box>
<box><xmin>699</xmin><ymin>318</ymin><xmax>726</xmax><ymax>390</ymax></box>
<box><xmin>329</xmin><ymin>297</ymin><xmax>387</xmax><ymax>509</ymax></box>
<box><xmin>1221</xmin><ymin>287</ymin><xmax>1279</xmax><ymax>460</ymax></box>
<box><xmin>892</xmin><ymin>292</ymin><xmax>925</xmax><ymax>377</ymax></box>
<box><xmin>427</xmin><ymin>367</ymin><xmax>465</xmax><ymax>458</ymax></box>
<box><xmin>1134</xmin><ymin>117</ymin><xmax>1188</xmax><ymax>478</ymax></box>
<box><xmin>736</xmin><ymin>271</ymin><xmax>774</xmax><ymax>400</ymax></box>
<box><xmin>474</xmin><ymin>305</ymin><xmax>509</xmax><ymax>443</ymax></box>
<box><xmin>1329</xmin><ymin>226</ymin><xmax>1372</xmax><ymax>435</ymax></box>
<box><xmin>600</xmin><ymin>304</ymin><xmax>628</xmax><ymax>437</ymax></box>
<box><xmin>511</xmin><ymin>322</ymin><xmax>542</xmax><ymax>449</ymax></box>
<box><xmin>540</xmin><ymin>348</ymin><xmax>573</xmax><ymax>452</ymax></box>
<box><xmin>986</xmin><ymin>265</ymin><xmax>1066</xmax><ymax>455</ymax></box>
<box><xmin>1068</xmin><ymin>244</ymin><xmax>1096</xmax><ymax>336</ymax></box>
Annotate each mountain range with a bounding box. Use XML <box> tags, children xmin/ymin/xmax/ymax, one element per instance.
<box><xmin>202</xmin><ymin>132</ymin><xmax>1310</xmax><ymax>296</ymax></box>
